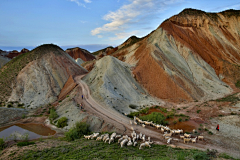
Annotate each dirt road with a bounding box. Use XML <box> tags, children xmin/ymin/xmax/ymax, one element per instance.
<box><xmin>74</xmin><ymin>75</ymin><xmax>240</xmax><ymax>158</ymax></box>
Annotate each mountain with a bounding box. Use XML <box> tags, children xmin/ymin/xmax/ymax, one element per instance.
<box><xmin>0</xmin><ymin>44</ymin><xmax>87</xmax><ymax>108</ymax></box>
<box><xmin>104</xmin><ymin>9</ymin><xmax>240</xmax><ymax>102</ymax></box>
<box><xmin>65</xmin><ymin>47</ymin><xmax>95</xmax><ymax>61</ymax></box>
<box><xmin>83</xmin><ymin>56</ymin><xmax>160</xmax><ymax>114</ymax></box>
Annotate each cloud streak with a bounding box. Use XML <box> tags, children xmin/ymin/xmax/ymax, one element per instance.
<box><xmin>69</xmin><ymin>0</ymin><xmax>92</xmax><ymax>7</ymax></box>
<box><xmin>91</xmin><ymin>0</ymin><xmax>183</xmax><ymax>40</ymax></box>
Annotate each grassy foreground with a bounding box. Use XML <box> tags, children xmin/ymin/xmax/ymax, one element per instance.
<box><xmin>4</xmin><ymin>138</ymin><xmax>220</xmax><ymax>160</ymax></box>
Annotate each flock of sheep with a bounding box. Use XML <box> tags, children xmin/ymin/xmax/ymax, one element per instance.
<box><xmin>84</xmin><ymin>116</ymin><xmax>205</xmax><ymax>149</ymax></box>
<box><xmin>132</xmin><ymin>116</ymin><xmax>204</xmax><ymax>145</ymax></box>
<box><xmin>84</xmin><ymin>130</ymin><xmax>153</xmax><ymax>149</ymax></box>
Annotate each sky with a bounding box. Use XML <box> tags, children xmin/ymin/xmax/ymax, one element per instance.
<box><xmin>0</xmin><ymin>0</ymin><xmax>240</xmax><ymax>52</ymax></box>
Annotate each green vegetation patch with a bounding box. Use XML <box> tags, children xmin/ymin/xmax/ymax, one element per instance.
<box><xmin>17</xmin><ymin>141</ymin><xmax>35</xmax><ymax>147</ymax></box>
<box><xmin>140</xmin><ymin>112</ymin><xmax>168</xmax><ymax>125</ymax></box>
<box><xmin>235</xmin><ymin>80</ymin><xmax>240</xmax><ymax>88</ymax></box>
<box><xmin>57</xmin><ymin>117</ymin><xmax>68</xmax><ymax>128</ymax></box>
<box><xmin>216</xmin><ymin>93</ymin><xmax>240</xmax><ymax>103</ymax></box>
<box><xmin>49</xmin><ymin>108</ymin><xmax>59</xmax><ymax>122</ymax></box>
<box><xmin>127</xmin><ymin>107</ymin><xmax>149</xmax><ymax>118</ymax></box>
<box><xmin>16</xmin><ymin>138</ymin><xmax>215</xmax><ymax>160</ymax></box>
<box><xmin>65</xmin><ymin>122</ymin><xmax>90</xmax><ymax>141</ymax></box>
<box><xmin>0</xmin><ymin>138</ymin><xmax>5</xmax><ymax>150</ymax></box>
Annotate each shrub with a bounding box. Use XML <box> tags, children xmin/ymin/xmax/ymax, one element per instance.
<box><xmin>17</xmin><ymin>141</ymin><xmax>35</xmax><ymax>147</ymax></box>
<box><xmin>127</xmin><ymin>112</ymin><xmax>139</xmax><ymax>118</ymax></box>
<box><xmin>49</xmin><ymin>108</ymin><xmax>58</xmax><ymax>120</ymax></box>
<box><xmin>159</xmin><ymin>107</ymin><xmax>167</xmax><ymax>113</ymax></box>
<box><xmin>22</xmin><ymin>114</ymin><xmax>26</xmax><ymax>119</ymax></box>
<box><xmin>140</xmin><ymin>112</ymin><xmax>168</xmax><ymax>125</ymax></box>
<box><xmin>139</xmin><ymin>108</ymin><xmax>149</xmax><ymax>114</ymax></box>
<box><xmin>208</xmin><ymin>131</ymin><xmax>213</xmax><ymax>135</ymax></box>
<box><xmin>0</xmin><ymin>138</ymin><xmax>5</xmax><ymax>150</ymax></box>
<box><xmin>65</xmin><ymin>122</ymin><xmax>90</xmax><ymax>141</ymax></box>
<box><xmin>193</xmin><ymin>152</ymin><xmax>210</xmax><ymax>160</ymax></box>
<box><xmin>57</xmin><ymin>117</ymin><xmax>68</xmax><ymax>128</ymax></box>
<box><xmin>178</xmin><ymin>118</ymin><xmax>182</xmax><ymax>122</ymax></box>
<box><xmin>197</xmin><ymin>110</ymin><xmax>201</xmax><ymax>113</ymax></box>
<box><xmin>173</xmin><ymin>120</ymin><xmax>177</xmax><ymax>124</ymax></box>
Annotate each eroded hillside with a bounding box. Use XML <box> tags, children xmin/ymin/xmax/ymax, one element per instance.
<box><xmin>108</xmin><ymin>9</ymin><xmax>240</xmax><ymax>102</ymax></box>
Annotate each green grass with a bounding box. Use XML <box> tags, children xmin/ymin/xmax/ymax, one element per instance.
<box><xmin>57</xmin><ymin>117</ymin><xmax>68</xmax><ymax>128</ymax></box>
<box><xmin>127</xmin><ymin>108</ymin><xmax>150</xmax><ymax>118</ymax></box>
<box><xmin>17</xmin><ymin>141</ymin><xmax>35</xmax><ymax>147</ymax></box>
<box><xmin>16</xmin><ymin>138</ymin><xmax>213</xmax><ymax>160</ymax></box>
<box><xmin>0</xmin><ymin>44</ymin><xmax>64</xmax><ymax>102</ymax></box>
<box><xmin>65</xmin><ymin>122</ymin><xmax>90</xmax><ymax>141</ymax></box>
<box><xmin>216</xmin><ymin>93</ymin><xmax>240</xmax><ymax>103</ymax></box>
<box><xmin>0</xmin><ymin>138</ymin><xmax>5</xmax><ymax>150</ymax></box>
<box><xmin>140</xmin><ymin>112</ymin><xmax>168</xmax><ymax>125</ymax></box>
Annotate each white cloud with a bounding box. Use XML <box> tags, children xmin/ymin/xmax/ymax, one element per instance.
<box><xmin>91</xmin><ymin>0</ymin><xmax>183</xmax><ymax>40</ymax></box>
<box><xmin>84</xmin><ymin>0</ymin><xmax>92</xmax><ymax>3</ymax></box>
<box><xmin>69</xmin><ymin>0</ymin><xmax>86</xmax><ymax>7</ymax></box>
<box><xmin>97</xmin><ymin>35</ymin><xmax>103</xmax><ymax>38</ymax></box>
<box><xmin>110</xmin><ymin>30</ymin><xmax>139</xmax><ymax>40</ymax></box>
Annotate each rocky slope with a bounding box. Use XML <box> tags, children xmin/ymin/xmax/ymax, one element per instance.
<box><xmin>108</xmin><ymin>9</ymin><xmax>240</xmax><ymax>102</ymax></box>
<box><xmin>65</xmin><ymin>47</ymin><xmax>95</xmax><ymax>61</ymax></box>
<box><xmin>0</xmin><ymin>56</ymin><xmax>10</xmax><ymax>68</ymax></box>
<box><xmin>83</xmin><ymin>56</ymin><xmax>161</xmax><ymax>114</ymax></box>
<box><xmin>0</xmin><ymin>44</ymin><xmax>87</xmax><ymax>108</ymax></box>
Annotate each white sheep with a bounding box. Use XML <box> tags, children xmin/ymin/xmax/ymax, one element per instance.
<box><xmin>180</xmin><ymin>135</ymin><xmax>184</xmax><ymax>140</ymax></box>
<box><xmin>191</xmin><ymin>137</ymin><xmax>197</xmax><ymax>143</ymax></box>
<box><xmin>184</xmin><ymin>138</ymin><xmax>191</xmax><ymax>143</ymax></box>
<box><xmin>133</xmin><ymin>141</ymin><xmax>138</xmax><ymax>146</ymax></box>
<box><xmin>133</xmin><ymin>137</ymin><xmax>137</xmax><ymax>142</ymax></box>
<box><xmin>142</xmin><ymin>124</ymin><xmax>146</xmax><ymax>128</ymax></box>
<box><xmin>184</xmin><ymin>133</ymin><xmax>191</xmax><ymax>138</ymax></box>
<box><xmin>110</xmin><ymin>133</ymin><xmax>116</xmax><ymax>139</ymax></box>
<box><xmin>104</xmin><ymin>137</ymin><xmax>109</xmax><ymax>143</ymax></box>
<box><xmin>127</xmin><ymin>138</ymin><xmax>133</xmax><ymax>146</ymax></box>
<box><xmin>120</xmin><ymin>139</ymin><xmax>128</xmax><ymax>148</ymax></box>
<box><xmin>130</xmin><ymin>120</ymin><xmax>133</xmax><ymax>125</ymax></box>
<box><xmin>161</xmin><ymin>128</ymin><xmax>165</xmax><ymax>133</ymax></box>
<box><xmin>163</xmin><ymin>131</ymin><xmax>172</xmax><ymax>137</ymax></box>
<box><xmin>118</xmin><ymin>137</ymin><xmax>124</xmax><ymax>143</ymax></box>
<box><xmin>91</xmin><ymin>133</ymin><xmax>99</xmax><ymax>139</ymax></box>
<box><xmin>84</xmin><ymin>135</ymin><xmax>91</xmax><ymax>139</ymax></box>
<box><xmin>103</xmin><ymin>134</ymin><xmax>109</xmax><ymax>141</ymax></box>
<box><xmin>109</xmin><ymin>137</ymin><xmax>114</xmax><ymax>144</ymax></box>
<box><xmin>115</xmin><ymin>135</ymin><xmax>122</xmax><ymax>139</ymax></box>
<box><xmin>139</xmin><ymin>142</ymin><xmax>151</xmax><ymax>149</ymax></box>
<box><xmin>198</xmin><ymin>136</ymin><xmax>204</xmax><ymax>141</ymax></box>
<box><xmin>167</xmin><ymin>138</ymin><xmax>172</xmax><ymax>144</ymax></box>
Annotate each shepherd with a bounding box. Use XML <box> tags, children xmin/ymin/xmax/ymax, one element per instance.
<box><xmin>216</xmin><ymin>124</ymin><xmax>219</xmax><ymax>131</ymax></box>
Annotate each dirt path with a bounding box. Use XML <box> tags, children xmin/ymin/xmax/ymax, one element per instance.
<box><xmin>74</xmin><ymin>74</ymin><xmax>240</xmax><ymax>158</ymax></box>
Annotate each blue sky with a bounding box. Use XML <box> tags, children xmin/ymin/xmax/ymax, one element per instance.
<box><xmin>0</xmin><ymin>0</ymin><xmax>240</xmax><ymax>52</ymax></box>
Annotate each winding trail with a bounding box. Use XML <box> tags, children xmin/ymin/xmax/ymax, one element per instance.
<box><xmin>74</xmin><ymin>74</ymin><xmax>240</xmax><ymax>158</ymax></box>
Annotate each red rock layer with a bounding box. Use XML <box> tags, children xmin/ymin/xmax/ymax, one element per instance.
<box><xmin>65</xmin><ymin>47</ymin><xmax>95</xmax><ymax>61</ymax></box>
<box><xmin>58</xmin><ymin>75</ymin><xmax>77</xmax><ymax>101</ymax></box>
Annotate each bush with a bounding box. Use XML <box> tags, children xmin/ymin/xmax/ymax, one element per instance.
<box><xmin>178</xmin><ymin>118</ymin><xmax>182</xmax><ymax>122</ymax></box>
<box><xmin>139</xmin><ymin>108</ymin><xmax>149</xmax><ymax>114</ymax></box>
<box><xmin>49</xmin><ymin>108</ymin><xmax>58</xmax><ymax>120</ymax></box>
<box><xmin>17</xmin><ymin>141</ymin><xmax>35</xmax><ymax>147</ymax></box>
<box><xmin>208</xmin><ymin>131</ymin><xmax>213</xmax><ymax>135</ymax></box>
<box><xmin>65</xmin><ymin>122</ymin><xmax>90</xmax><ymax>141</ymax></box>
<box><xmin>57</xmin><ymin>117</ymin><xmax>68</xmax><ymax>128</ymax></box>
<box><xmin>0</xmin><ymin>138</ymin><xmax>5</xmax><ymax>150</ymax></box>
<box><xmin>140</xmin><ymin>112</ymin><xmax>168</xmax><ymax>125</ymax></box>
<box><xmin>173</xmin><ymin>120</ymin><xmax>177</xmax><ymax>124</ymax></box>
<box><xmin>127</xmin><ymin>112</ymin><xmax>140</xmax><ymax>118</ymax></box>
<box><xmin>197</xmin><ymin>110</ymin><xmax>201</xmax><ymax>113</ymax></box>
<box><xmin>193</xmin><ymin>152</ymin><xmax>210</xmax><ymax>160</ymax></box>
